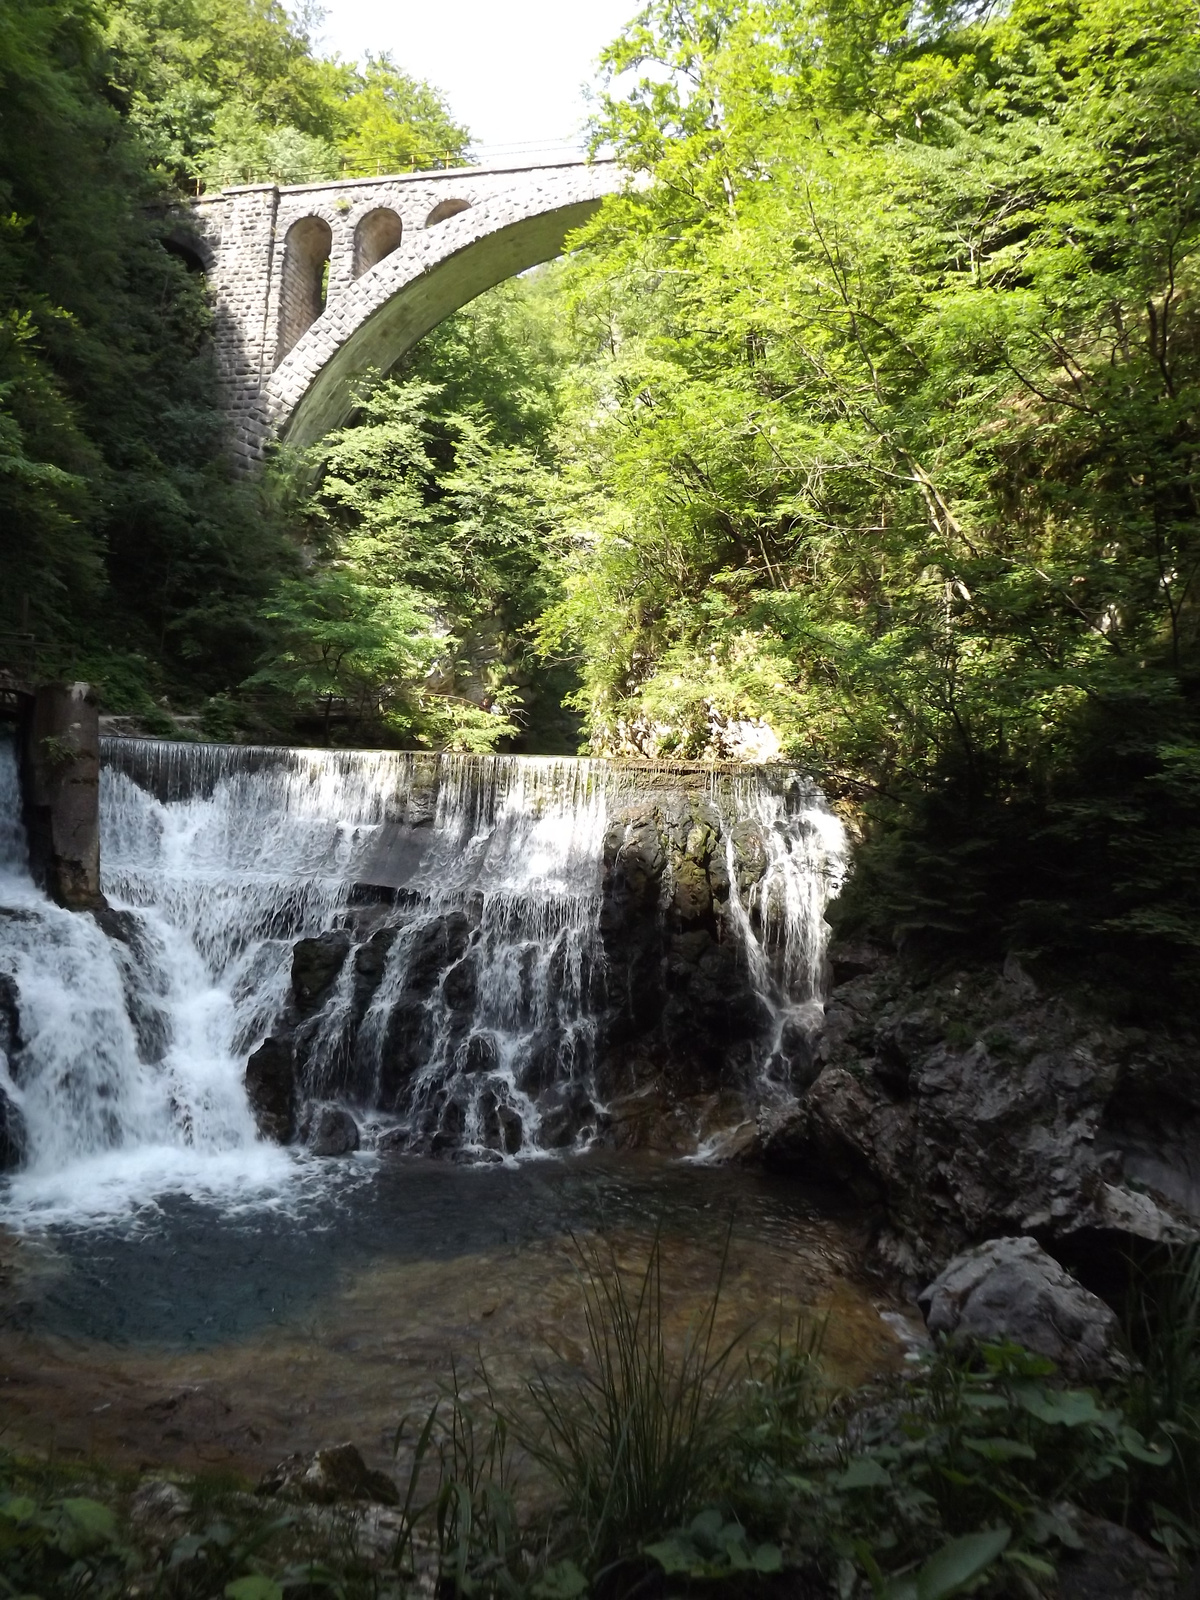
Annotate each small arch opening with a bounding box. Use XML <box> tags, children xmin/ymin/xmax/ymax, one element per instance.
<box><xmin>353</xmin><ymin>207</ymin><xmax>403</xmax><ymax>278</ymax></box>
<box><xmin>162</xmin><ymin>234</ymin><xmax>207</xmax><ymax>273</ymax></box>
<box><xmin>425</xmin><ymin>198</ymin><xmax>472</xmax><ymax>227</ymax></box>
<box><xmin>276</xmin><ymin>214</ymin><xmax>333</xmax><ymax>366</ymax></box>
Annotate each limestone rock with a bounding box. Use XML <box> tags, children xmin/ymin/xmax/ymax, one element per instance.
<box><xmin>756</xmin><ymin>951</ymin><xmax>1200</xmax><ymax>1279</ymax></box>
<box><xmin>303</xmin><ymin>1102</ymin><xmax>360</xmax><ymax>1156</ymax></box>
<box><xmin>292</xmin><ymin>930</ymin><xmax>351</xmax><ymax>1017</ymax></box>
<box><xmin>129</xmin><ymin>1479</ymin><xmax>192</xmax><ymax>1542</ymax></box>
<box><xmin>258</xmin><ymin>1442</ymin><xmax>399</xmax><ymax>1506</ymax></box>
<box><xmin>245</xmin><ymin>1036</ymin><xmax>297</xmax><ymax>1143</ymax></box>
<box><xmin>918</xmin><ymin>1237</ymin><xmax>1127</xmax><ymax>1381</ymax></box>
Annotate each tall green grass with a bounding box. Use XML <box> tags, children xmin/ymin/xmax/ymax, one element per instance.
<box><xmin>1121</xmin><ymin>1242</ymin><xmax>1200</xmax><ymax>1547</ymax></box>
<box><xmin>514</xmin><ymin>1228</ymin><xmax>749</xmax><ymax>1571</ymax></box>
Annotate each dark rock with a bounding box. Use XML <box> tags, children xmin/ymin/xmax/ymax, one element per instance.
<box><xmin>302</xmin><ymin>1102</ymin><xmax>360</xmax><ymax>1156</ymax></box>
<box><xmin>246</xmin><ymin>1036</ymin><xmax>297</xmax><ymax>1143</ymax></box>
<box><xmin>671</xmin><ymin>856</ymin><xmax>711</xmax><ymax>923</ymax></box>
<box><xmin>258</xmin><ymin>1442</ymin><xmax>399</xmax><ymax>1506</ymax></box>
<box><xmin>94</xmin><ymin>908</ymin><xmax>170</xmax><ymax>1065</ymax></box>
<box><xmin>0</xmin><ymin>1083</ymin><xmax>25</xmax><ymax>1172</ymax></box>
<box><xmin>918</xmin><ymin>1237</ymin><xmax>1127</xmax><ymax>1381</ymax></box>
<box><xmin>1054</xmin><ymin>1508</ymin><xmax>1176</xmax><ymax>1599</ymax></box>
<box><xmin>828</xmin><ymin>941</ymin><xmax>887</xmax><ymax>987</ymax></box>
<box><xmin>292</xmin><ymin>931</ymin><xmax>351</xmax><ymax>1017</ymax></box>
<box><xmin>129</xmin><ymin>1479</ymin><xmax>192</xmax><ymax>1541</ymax></box>
<box><xmin>0</xmin><ymin>973</ymin><xmax>22</xmax><ymax>1063</ymax></box>
<box><xmin>352</xmin><ymin>926</ymin><xmax>398</xmax><ymax>1015</ymax></box>
<box><xmin>405</xmin><ymin>912</ymin><xmax>471</xmax><ymax>994</ymax></box>
<box><xmin>755</xmin><ymin>956</ymin><xmax>1199</xmax><ymax>1281</ymax></box>
<box><xmin>496</xmin><ymin>1102</ymin><xmax>524</xmax><ymax>1155</ymax></box>
<box><xmin>729</xmin><ymin>819</ymin><xmax>766</xmax><ymax>892</ymax></box>
<box><xmin>459</xmin><ymin>1034</ymin><xmax>498</xmax><ymax>1074</ymax></box>
<box><xmin>604</xmin><ymin>810</ymin><xmax>666</xmax><ymax>907</ymax></box>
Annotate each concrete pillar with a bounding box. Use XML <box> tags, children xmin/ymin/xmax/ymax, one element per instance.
<box><xmin>20</xmin><ymin>682</ymin><xmax>104</xmax><ymax>910</ymax></box>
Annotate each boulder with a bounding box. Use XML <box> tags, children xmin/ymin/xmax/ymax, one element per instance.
<box><xmin>1054</xmin><ymin>1508</ymin><xmax>1176</xmax><ymax>1599</ymax></box>
<box><xmin>918</xmin><ymin>1236</ymin><xmax>1127</xmax><ymax>1381</ymax></box>
<box><xmin>291</xmin><ymin>930</ymin><xmax>351</xmax><ymax>1017</ymax></box>
<box><xmin>129</xmin><ymin>1479</ymin><xmax>192</xmax><ymax>1542</ymax></box>
<box><xmin>258</xmin><ymin>1442</ymin><xmax>399</xmax><ymax>1506</ymax></box>
<box><xmin>303</xmin><ymin>1102</ymin><xmax>360</xmax><ymax>1156</ymax></box>
<box><xmin>245</xmin><ymin>1036</ymin><xmax>297</xmax><ymax>1143</ymax></box>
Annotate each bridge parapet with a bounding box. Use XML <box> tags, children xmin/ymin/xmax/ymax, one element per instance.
<box><xmin>180</xmin><ymin>160</ymin><xmax>624</xmax><ymax>462</ymax></box>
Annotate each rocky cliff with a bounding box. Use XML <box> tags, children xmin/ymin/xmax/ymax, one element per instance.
<box><xmin>755</xmin><ymin>945</ymin><xmax>1200</xmax><ymax>1286</ymax></box>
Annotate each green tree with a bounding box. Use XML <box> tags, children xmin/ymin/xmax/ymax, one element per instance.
<box><xmin>535</xmin><ymin>0</ymin><xmax>1200</xmax><ymax>1000</ymax></box>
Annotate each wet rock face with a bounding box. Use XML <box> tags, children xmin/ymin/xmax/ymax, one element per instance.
<box><xmin>918</xmin><ymin>1237</ymin><xmax>1127</xmax><ymax>1382</ymax></box>
<box><xmin>248</xmin><ymin>784</ymin><xmax>829</xmax><ymax>1157</ymax></box>
<box><xmin>93</xmin><ymin>907</ymin><xmax>170</xmax><ymax>1065</ymax></box>
<box><xmin>0</xmin><ymin>1083</ymin><xmax>24</xmax><ymax>1172</ymax></box>
<box><xmin>597</xmin><ymin>796</ymin><xmax>767</xmax><ymax>1091</ymax></box>
<box><xmin>302</xmin><ymin>1102</ymin><xmax>360</xmax><ymax>1156</ymax></box>
<box><xmin>245</xmin><ymin>1036</ymin><xmax>297</xmax><ymax>1143</ymax></box>
<box><xmin>292</xmin><ymin>931</ymin><xmax>351</xmax><ymax>1017</ymax></box>
<box><xmin>757</xmin><ymin>948</ymin><xmax>1200</xmax><ymax>1281</ymax></box>
<box><xmin>0</xmin><ymin>974</ymin><xmax>25</xmax><ymax>1171</ymax></box>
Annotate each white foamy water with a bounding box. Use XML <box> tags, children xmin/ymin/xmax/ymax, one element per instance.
<box><xmin>0</xmin><ymin>737</ymin><xmax>848</xmax><ymax>1223</ymax></box>
<box><xmin>0</xmin><ymin>741</ymin><xmax>307</xmax><ymax>1224</ymax></box>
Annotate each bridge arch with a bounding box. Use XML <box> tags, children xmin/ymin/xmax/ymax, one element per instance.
<box><xmin>189</xmin><ymin>161</ymin><xmax>624</xmax><ymax>461</ymax></box>
<box><xmin>353</xmin><ymin>207</ymin><xmax>403</xmax><ymax>277</ymax></box>
<box><xmin>277</xmin><ymin>215</ymin><xmax>333</xmax><ymax>363</ymax></box>
<box><xmin>263</xmin><ymin>168</ymin><xmax>622</xmax><ymax>452</ymax></box>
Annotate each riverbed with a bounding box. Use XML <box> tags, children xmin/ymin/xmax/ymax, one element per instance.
<box><xmin>0</xmin><ymin>1152</ymin><xmax>905</xmax><ymax>1477</ymax></box>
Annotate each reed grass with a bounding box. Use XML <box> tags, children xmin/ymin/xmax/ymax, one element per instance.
<box><xmin>512</xmin><ymin>1225</ymin><xmax>749</xmax><ymax>1572</ymax></box>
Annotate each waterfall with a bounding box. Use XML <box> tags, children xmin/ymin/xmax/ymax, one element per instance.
<box><xmin>0</xmin><ymin>740</ymin><xmax>296</xmax><ymax>1221</ymax></box>
<box><xmin>0</xmin><ymin>736</ymin><xmax>847</xmax><ymax>1219</ymax></box>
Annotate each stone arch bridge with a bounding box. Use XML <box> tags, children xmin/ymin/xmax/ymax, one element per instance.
<box><xmin>179</xmin><ymin>160</ymin><xmax>623</xmax><ymax>463</ymax></box>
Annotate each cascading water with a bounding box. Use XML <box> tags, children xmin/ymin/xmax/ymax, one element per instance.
<box><xmin>0</xmin><ymin>736</ymin><xmax>848</xmax><ymax>1221</ymax></box>
<box><xmin>0</xmin><ymin>740</ymin><xmax>295</xmax><ymax>1221</ymax></box>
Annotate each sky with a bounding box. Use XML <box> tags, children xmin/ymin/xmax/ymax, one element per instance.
<box><xmin>314</xmin><ymin>0</ymin><xmax>642</xmax><ymax>163</ymax></box>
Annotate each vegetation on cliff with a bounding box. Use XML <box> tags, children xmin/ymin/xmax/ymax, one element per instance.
<box><xmin>0</xmin><ymin>0</ymin><xmax>466</xmax><ymax>729</ymax></box>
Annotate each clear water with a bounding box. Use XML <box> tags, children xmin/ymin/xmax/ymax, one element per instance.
<box><xmin>0</xmin><ymin>1154</ymin><xmax>903</xmax><ymax>1478</ymax></box>
<box><xmin>0</xmin><ymin>738</ymin><xmax>847</xmax><ymax>1225</ymax></box>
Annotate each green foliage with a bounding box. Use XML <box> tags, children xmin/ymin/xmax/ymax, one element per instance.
<box><xmin>520</xmin><ymin>0</ymin><xmax>1200</xmax><ymax>995</ymax></box>
<box><xmin>259</xmin><ymin>366</ymin><xmax>564</xmax><ymax>749</ymax></box>
<box><xmin>0</xmin><ymin>0</ymin><xmax>470</xmax><ymax>733</ymax></box>
<box><xmin>102</xmin><ymin>0</ymin><xmax>468</xmax><ymax>191</ymax></box>
<box><xmin>514</xmin><ymin>1229</ymin><xmax>746</xmax><ymax>1569</ymax></box>
<box><xmin>1121</xmin><ymin>1243</ymin><xmax>1200</xmax><ymax>1551</ymax></box>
